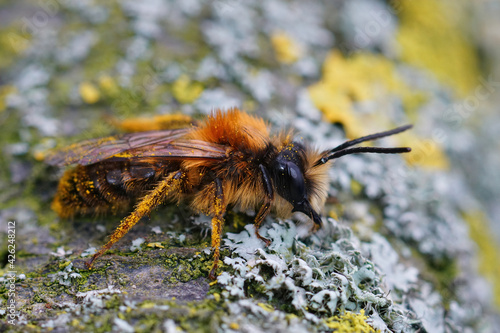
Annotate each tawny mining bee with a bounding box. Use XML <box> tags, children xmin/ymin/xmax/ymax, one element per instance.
<box><xmin>46</xmin><ymin>109</ymin><xmax>411</xmax><ymax>279</ymax></box>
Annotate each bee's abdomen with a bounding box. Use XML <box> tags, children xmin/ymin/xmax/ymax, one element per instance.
<box><xmin>55</xmin><ymin>162</ymin><xmax>164</xmax><ymax>218</ymax></box>
<box><xmin>52</xmin><ymin>164</ymin><xmax>131</xmax><ymax>218</ymax></box>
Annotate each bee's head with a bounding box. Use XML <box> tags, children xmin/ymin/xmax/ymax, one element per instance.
<box><xmin>270</xmin><ymin>143</ymin><xmax>323</xmax><ymax>226</ymax></box>
<box><xmin>269</xmin><ymin>124</ymin><xmax>413</xmax><ymax>227</ymax></box>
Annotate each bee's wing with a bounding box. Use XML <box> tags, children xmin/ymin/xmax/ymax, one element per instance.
<box><xmin>46</xmin><ymin>128</ymin><xmax>226</xmax><ymax>166</ymax></box>
<box><xmin>124</xmin><ymin>139</ymin><xmax>227</xmax><ymax>160</ymax></box>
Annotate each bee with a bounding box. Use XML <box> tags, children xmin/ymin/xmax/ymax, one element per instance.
<box><xmin>46</xmin><ymin>109</ymin><xmax>411</xmax><ymax>279</ymax></box>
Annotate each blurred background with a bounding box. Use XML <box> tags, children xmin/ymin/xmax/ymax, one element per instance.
<box><xmin>0</xmin><ymin>0</ymin><xmax>499</xmax><ymax>332</ymax></box>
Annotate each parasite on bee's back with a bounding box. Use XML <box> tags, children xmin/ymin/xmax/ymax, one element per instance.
<box><xmin>46</xmin><ymin>109</ymin><xmax>411</xmax><ymax>279</ymax></box>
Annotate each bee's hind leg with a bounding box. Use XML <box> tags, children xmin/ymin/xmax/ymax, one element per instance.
<box><xmin>209</xmin><ymin>178</ymin><xmax>226</xmax><ymax>280</ymax></box>
<box><xmin>85</xmin><ymin>171</ymin><xmax>184</xmax><ymax>269</ymax></box>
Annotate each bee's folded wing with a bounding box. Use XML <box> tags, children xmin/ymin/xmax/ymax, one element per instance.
<box><xmin>45</xmin><ymin>128</ymin><xmax>226</xmax><ymax>166</ymax></box>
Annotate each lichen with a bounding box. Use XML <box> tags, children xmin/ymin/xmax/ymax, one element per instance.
<box><xmin>0</xmin><ymin>0</ymin><xmax>499</xmax><ymax>332</ymax></box>
<box><xmin>217</xmin><ymin>220</ymin><xmax>418</xmax><ymax>330</ymax></box>
<box><xmin>464</xmin><ymin>211</ymin><xmax>500</xmax><ymax>308</ymax></box>
<box><xmin>172</xmin><ymin>74</ymin><xmax>204</xmax><ymax>104</ymax></box>
<box><xmin>308</xmin><ymin>51</ymin><xmax>448</xmax><ymax>169</ymax></box>
<box><xmin>79</xmin><ymin>81</ymin><xmax>101</xmax><ymax>104</ymax></box>
<box><xmin>324</xmin><ymin>310</ymin><xmax>379</xmax><ymax>332</ymax></box>
<box><xmin>271</xmin><ymin>32</ymin><xmax>303</xmax><ymax>64</ymax></box>
<box><xmin>395</xmin><ymin>0</ymin><xmax>480</xmax><ymax>97</ymax></box>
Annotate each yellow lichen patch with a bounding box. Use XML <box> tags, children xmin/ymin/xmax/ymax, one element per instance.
<box><xmin>0</xmin><ymin>28</ymin><xmax>30</xmax><ymax>69</ymax></box>
<box><xmin>463</xmin><ymin>211</ymin><xmax>500</xmax><ymax>308</ymax></box>
<box><xmin>401</xmin><ymin>134</ymin><xmax>449</xmax><ymax>170</ymax></box>
<box><xmin>34</xmin><ymin>150</ymin><xmax>46</xmax><ymax>161</ymax></box>
<box><xmin>328</xmin><ymin>210</ymin><xmax>339</xmax><ymax>220</ymax></box>
<box><xmin>271</xmin><ymin>32</ymin><xmax>303</xmax><ymax>64</ymax></box>
<box><xmin>324</xmin><ymin>310</ymin><xmax>379</xmax><ymax>332</ymax></box>
<box><xmin>116</xmin><ymin>113</ymin><xmax>193</xmax><ymax>132</ymax></box>
<box><xmin>0</xmin><ymin>85</ymin><xmax>16</xmax><ymax>112</ymax></box>
<box><xmin>147</xmin><ymin>242</ymin><xmax>164</xmax><ymax>249</ymax></box>
<box><xmin>98</xmin><ymin>75</ymin><xmax>120</xmax><ymax>97</ymax></box>
<box><xmin>350</xmin><ymin>180</ymin><xmax>363</xmax><ymax>196</ymax></box>
<box><xmin>309</xmin><ymin>50</ymin><xmax>448</xmax><ymax>169</ymax></box>
<box><xmin>308</xmin><ymin>51</ymin><xmax>423</xmax><ymax>139</ymax></box>
<box><xmin>171</xmin><ymin>74</ymin><xmax>203</xmax><ymax>104</ymax></box>
<box><xmin>395</xmin><ymin>0</ymin><xmax>479</xmax><ymax>97</ymax></box>
<box><xmin>229</xmin><ymin>322</ymin><xmax>240</xmax><ymax>330</ymax></box>
<box><xmin>79</xmin><ymin>82</ymin><xmax>100</xmax><ymax>104</ymax></box>
<box><xmin>140</xmin><ymin>301</ymin><xmax>157</xmax><ymax>309</ymax></box>
<box><xmin>257</xmin><ymin>302</ymin><xmax>274</xmax><ymax>312</ymax></box>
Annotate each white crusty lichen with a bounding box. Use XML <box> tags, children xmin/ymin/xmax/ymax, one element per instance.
<box><xmin>218</xmin><ymin>219</ymin><xmax>419</xmax><ymax>332</ymax></box>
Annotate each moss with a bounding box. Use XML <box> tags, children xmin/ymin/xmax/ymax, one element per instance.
<box><xmin>0</xmin><ymin>27</ymin><xmax>30</xmax><ymax>69</ymax></box>
<box><xmin>31</xmin><ymin>293</ymin><xmax>45</xmax><ymax>304</ymax></box>
<box><xmin>410</xmin><ymin>248</ymin><xmax>459</xmax><ymax>309</ymax></box>
<box><xmin>58</xmin><ymin>260</ymin><xmax>72</xmax><ymax>270</ymax></box>
<box><xmin>109</xmin><ymin>86</ymin><xmax>150</xmax><ymax>118</ymax></box>
<box><xmin>0</xmin><ymin>111</ymin><xmax>23</xmax><ymax>189</ymax></box>
<box><xmin>0</xmin><ymin>85</ymin><xmax>16</xmax><ymax>112</ymax></box>
<box><xmin>105</xmin><ymin>294</ymin><xmax>123</xmax><ymax>310</ymax></box>
<box><xmin>429</xmin><ymin>256</ymin><xmax>459</xmax><ymax>309</ymax></box>
<box><xmin>350</xmin><ymin>180</ymin><xmax>363</xmax><ymax>197</ymax></box>
<box><xmin>163</xmin><ymin>249</ymin><xmax>213</xmax><ymax>283</ymax></box>
<box><xmin>85</xmin><ymin>298</ymin><xmax>226</xmax><ymax>333</ymax></box>
<box><xmin>86</xmin><ymin>313</ymin><xmax>115</xmax><ymax>333</ymax></box>
<box><xmin>226</xmin><ymin>211</ymin><xmax>252</xmax><ymax>231</ymax></box>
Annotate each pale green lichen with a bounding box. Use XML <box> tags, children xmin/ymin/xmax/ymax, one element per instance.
<box><xmin>217</xmin><ymin>220</ymin><xmax>414</xmax><ymax>331</ymax></box>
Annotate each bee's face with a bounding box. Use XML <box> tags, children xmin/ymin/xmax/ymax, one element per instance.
<box><xmin>270</xmin><ymin>143</ymin><xmax>322</xmax><ymax>226</ymax></box>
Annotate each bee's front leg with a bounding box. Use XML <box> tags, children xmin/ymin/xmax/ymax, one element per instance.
<box><xmin>253</xmin><ymin>165</ymin><xmax>274</xmax><ymax>246</ymax></box>
<box><xmin>209</xmin><ymin>178</ymin><xmax>226</xmax><ymax>280</ymax></box>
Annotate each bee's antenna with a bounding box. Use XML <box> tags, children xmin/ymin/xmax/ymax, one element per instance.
<box><xmin>314</xmin><ymin>124</ymin><xmax>413</xmax><ymax>166</ymax></box>
<box><xmin>330</xmin><ymin>124</ymin><xmax>413</xmax><ymax>153</ymax></box>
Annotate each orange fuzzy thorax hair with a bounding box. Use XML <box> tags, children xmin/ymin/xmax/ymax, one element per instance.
<box><xmin>187</xmin><ymin>109</ymin><xmax>270</xmax><ymax>151</ymax></box>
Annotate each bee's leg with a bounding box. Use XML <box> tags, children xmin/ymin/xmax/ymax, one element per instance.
<box><xmin>254</xmin><ymin>165</ymin><xmax>274</xmax><ymax>246</ymax></box>
<box><xmin>113</xmin><ymin>114</ymin><xmax>195</xmax><ymax>132</ymax></box>
<box><xmin>85</xmin><ymin>171</ymin><xmax>184</xmax><ymax>269</ymax></box>
<box><xmin>209</xmin><ymin>178</ymin><xmax>226</xmax><ymax>280</ymax></box>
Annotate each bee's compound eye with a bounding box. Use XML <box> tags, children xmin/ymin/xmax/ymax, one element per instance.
<box><xmin>288</xmin><ymin>165</ymin><xmax>299</xmax><ymax>179</ymax></box>
<box><xmin>272</xmin><ymin>161</ymin><xmax>306</xmax><ymax>205</ymax></box>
